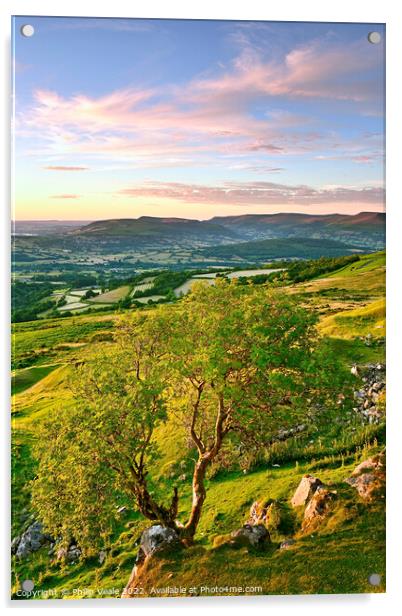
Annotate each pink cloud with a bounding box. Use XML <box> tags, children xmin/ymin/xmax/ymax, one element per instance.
<box><xmin>44</xmin><ymin>165</ymin><xmax>89</xmax><ymax>171</ymax></box>
<box><xmin>16</xmin><ymin>36</ymin><xmax>383</xmax><ymax>169</ymax></box>
<box><xmin>352</xmin><ymin>155</ymin><xmax>376</xmax><ymax>164</ymax></box>
<box><xmin>246</xmin><ymin>143</ymin><xmax>284</xmax><ymax>153</ymax></box>
<box><xmin>117</xmin><ymin>180</ymin><xmax>384</xmax><ymax>207</ymax></box>
<box><xmin>193</xmin><ymin>37</ymin><xmax>382</xmax><ymax>104</ymax></box>
<box><xmin>50</xmin><ymin>194</ymin><xmax>80</xmax><ymax>199</ymax></box>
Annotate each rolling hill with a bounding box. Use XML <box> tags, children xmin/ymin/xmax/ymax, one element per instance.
<box><xmin>201</xmin><ymin>237</ymin><xmax>362</xmax><ymax>260</ymax></box>
<box><xmin>210</xmin><ymin>211</ymin><xmax>385</xmax><ymax>248</ymax></box>
<box><xmin>69</xmin><ymin>216</ymin><xmax>237</xmax><ymax>241</ymax></box>
<box><xmin>67</xmin><ymin>212</ymin><xmax>385</xmax><ymax>251</ymax></box>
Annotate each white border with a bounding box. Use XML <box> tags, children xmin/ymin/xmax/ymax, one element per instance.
<box><xmin>1</xmin><ymin>1</ymin><xmax>401</xmax><ymax>614</ymax></box>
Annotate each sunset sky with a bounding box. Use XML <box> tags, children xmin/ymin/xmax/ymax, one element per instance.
<box><xmin>12</xmin><ymin>17</ymin><xmax>385</xmax><ymax>221</ymax></box>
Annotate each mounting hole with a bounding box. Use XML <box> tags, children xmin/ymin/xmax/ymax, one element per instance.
<box><xmin>368</xmin><ymin>573</ymin><xmax>382</xmax><ymax>586</ymax></box>
<box><xmin>21</xmin><ymin>24</ymin><xmax>35</xmax><ymax>38</ymax></box>
<box><xmin>368</xmin><ymin>31</ymin><xmax>381</xmax><ymax>45</ymax></box>
<box><xmin>22</xmin><ymin>579</ymin><xmax>35</xmax><ymax>592</ymax></box>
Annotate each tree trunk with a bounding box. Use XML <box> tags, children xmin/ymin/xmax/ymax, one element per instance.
<box><xmin>181</xmin><ymin>456</ymin><xmax>208</xmax><ymax>542</ymax></box>
<box><xmin>134</xmin><ymin>475</ymin><xmax>179</xmax><ymax>530</ymax></box>
<box><xmin>181</xmin><ymin>392</ymin><xmax>229</xmax><ymax>542</ymax></box>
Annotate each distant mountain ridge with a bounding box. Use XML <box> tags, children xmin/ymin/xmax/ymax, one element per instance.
<box><xmin>69</xmin><ymin>211</ymin><xmax>385</xmax><ymax>250</ymax></box>
<box><xmin>210</xmin><ymin>211</ymin><xmax>384</xmax><ymax>228</ymax></box>
<box><xmin>69</xmin><ymin>216</ymin><xmax>237</xmax><ymax>241</ymax></box>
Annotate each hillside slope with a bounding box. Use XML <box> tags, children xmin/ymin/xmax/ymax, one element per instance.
<box><xmin>202</xmin><ymin>237</ymin><xmax>361</xmax><ymax>260</ymax></box>
<box><xmin>70</xmin><ymin>216</ymin><xmax>237</xmax><ymax>241</ymax></box>
<box><xmin>11</xmin><ymin>252</ymin><xmax>386</xmax><ymax>599</ymax></box>
<box><xmin>211</xmin><ymin>211</ymin><xmax>385</xmax><ymax>248</ymax></box>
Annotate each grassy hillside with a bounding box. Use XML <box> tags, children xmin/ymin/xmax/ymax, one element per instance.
<box><xmin>210</xmin><ymin>212</ymin><xmax>385</xmax><ymax>250</ymax></box>
<box><xmin>12</xmin><ymin>313</ymin><xmax>116</xmax><ymax>369</ymax></box>
<box><xmin>11</xmin><ymin>365</ymin><xmax>58</xmax><ymax>396</ymax></box>
<box><xmin>319</xmin><ymin>299</ymin><xmax>385</xmax><ymax>339</ymax></box>
<box><xmin>11</xmin><ymin>453</ymin><xmax>385</xmax><ymax>598</ymax></box>
<box><xmin>301</xmin><ymin>252</ymin><xmax>385</xmax><ymax>299</ymax></box>
<box><xmin>135</xmin><ymin>459</ymin><xmax>385</xmax><ymax>596</ymax></box>
<box><xmin>202</xmin><ymin>237</ymin><xmax>360</xmax><ymax>260</ymax></box>
<box><xmin>11</xmin><ymin>251</ymin><xmax>386</xmax><ymax>599</ymax></box>
<box><xmin>70</xmin><ymin>217</ymin><xmax>237</xmax><ymax>240</ymax></box>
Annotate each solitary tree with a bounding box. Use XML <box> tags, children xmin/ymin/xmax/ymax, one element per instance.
<box><xmin>32</xmin><ymin>280</ymin><xmax>349</xmax><ymax>552</ymax></box>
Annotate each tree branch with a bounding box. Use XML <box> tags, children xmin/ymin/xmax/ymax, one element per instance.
<box><xmin>189</xmin><ymin>381</ymin><xmax>206</xmax><ymax>454</ymax></box>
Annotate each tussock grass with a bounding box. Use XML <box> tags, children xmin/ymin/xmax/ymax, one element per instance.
<box><xmin>318</xmin><ymin>299</ymin><xmax>385</xmax><ymax>339</ymax></box>
<box><xmin>12</xmin><ymin>364</ymin><xmax>59</xmax><ymax>396</ymax></box>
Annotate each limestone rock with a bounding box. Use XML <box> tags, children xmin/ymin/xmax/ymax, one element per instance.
<box><xmin>291</xmin><ymin>475</ymin><xmax>323</xmax><ymax>507</ymax></box>
<box><xmin>301</xmin><ymin>487</ymin><xmax>336</xmax><ymax>532</ymax></box>
<box><xmin>138</xmin><ymin>525</ymin><xmax>181</xmax><ymax>560</ymax></box>
<box><xmin>15</xmin><ymin>521</ymin><xmax>51</xmax><ymax>559</ymax></box>
<box><xmin>350</xmin><ymin>452</ymin><xmax>384</xmax><ymax>477</ymax></box>
<box><xmin>248</xmin><ymin>499</ymin><xmax>283</xmax><ymax>532</ymax></box>
<box><xmin>345</xmin><ymin>453</ymin><xmax>385</xmax><ymax>501</ymax></box>
<box><xmin>122</xmin><ymin>525</ymin><xmax>181</xmax><ymax>598</ymax></box>
<box><xmin>352</xmin><ymin>364</ymin><xmax>385</xmax><ymax>424</ymax></box>
<box><xmin>248</xmin><ymin>499</ymin><xmax>273</xmax><ymax>525</ymax></box>
<box><xmin>66</xmin><ymin>545</ymin><xmax>81</xmax><ymax>563</ymax></box>
<box><xmin>230</xmin><ymin>524</ymin><xmax>270</xmax><ymax>549</ymax></box>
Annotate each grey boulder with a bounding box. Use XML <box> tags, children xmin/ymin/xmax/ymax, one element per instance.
<box><xmin>15</xmin><ymin>521</ymin><xmax>51</xmax><ymax>559</ymax></box>
<box><xmin>137</xmin><ymin>525</ymin><xmax>181</xmax><ymax>564</ymax></box>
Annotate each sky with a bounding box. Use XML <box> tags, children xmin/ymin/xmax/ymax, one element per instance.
<box><xmin>12</xmin><ymin>17</ymin><xmax>385</xmax><ymax>221</ymax></box>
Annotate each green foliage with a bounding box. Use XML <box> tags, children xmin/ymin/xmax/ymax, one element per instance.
<box><xmin>32</xmin><ymin>273</ymin><xmax>98</xmax><ymax>287</ymax></box>
<box><xmin>83</xmin><ymin>289</ymin><xmax>98</xmax><ymax>300</ymax></box>
<box><xmin>12</xmin><ymin>281</ymin><xmax>56</xmax><ymax>322</ymax></box>
<box><xmin>31</xmin><ymin>280</ymin><xmax>351</xmax><ymax>551</ymax></box>
<box><xmin>202</xmin><ymin>239</ymin><xmax>361</xmax><ymax>261</ymax></box>
<box><xmin>132</xmin><ymin>270</ymin><xmax>198</xmax><ymax>299</ymax></box>
<box><xmin>270</xmin><ymin>254</ymin><xmax>360</xmax><ymax>284</ymax></box>
<box><xmin>31</xmin><ymin>343</ymin><xmax>169</xmax><ymax>554</ymax></box>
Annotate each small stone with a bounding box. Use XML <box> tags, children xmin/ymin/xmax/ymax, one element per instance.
<box><xmin>230</xmin><ymin>524</ymin><xmax>270</xmax><ymax>549</ymax></box>
<box><xmin>279</xmin><ymin>539</ymin><xmax>295</xmax><ymax>549</ymax></box>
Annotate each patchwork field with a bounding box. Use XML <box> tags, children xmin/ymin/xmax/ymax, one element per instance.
<box><xmin>88</xmin><ymin>285</ymin><xmax>130</xmax><ymax>304</ymax></box>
